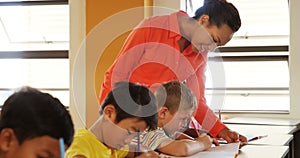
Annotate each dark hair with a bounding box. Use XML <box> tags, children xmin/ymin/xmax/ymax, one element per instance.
<box><xmin>193</xmin><ymin>0</ymin><xmax>241</xmax><ymax>32</ymax></box>
<box><xmin>0</xmin><ymin>86</ymin><xmax>74</xmax><ymax>146</ymax></box>
<box><xmin>100</xmin><ymin>82</ymin><xmax>158</xmax><ymax>131</ymax></box>
<box><xmin>155</xmin><ymin>81</ymin><xmax>197</xmax><ymax>114</ymax></box>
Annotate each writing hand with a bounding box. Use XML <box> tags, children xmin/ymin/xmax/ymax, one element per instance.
<box><xmin>194</xmin><ymin>133</ymin><xmax>213</xmax><ymax>150</ymax></box>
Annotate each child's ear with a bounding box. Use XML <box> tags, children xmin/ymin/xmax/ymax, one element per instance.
<box><xmin>158</xmin><ymin>106</ymin><xmax>170</xmax><ymax>119</ymax></box>
<box><xmin>103</xmin><ymin>104</ymin><xmax>117</xmax><ymax>122</ymax></box>
<box><xmin>0</xmin><ymin>128</ymin><xmax>18</xmax><ymax>152</ymax></box>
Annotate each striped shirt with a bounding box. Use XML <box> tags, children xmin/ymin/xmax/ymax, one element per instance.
<box><xmin>132</xmin><ymin>128</ymin><xmax>172</xmax><ymax>150</ymax></box>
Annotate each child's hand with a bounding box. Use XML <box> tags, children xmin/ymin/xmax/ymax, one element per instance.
<box><xmin>194</xmin><ymin>133</ymin><xmax>213</xmax><ymax>150</ymax></box>
<box><xmin>136</xmin><ymin>151</ymin><xmax>160</xmax><ymax>158</ymax></box>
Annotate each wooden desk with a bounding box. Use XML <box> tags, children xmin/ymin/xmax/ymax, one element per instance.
<box><xmin>238</xmin><ymin>145</ymin><xmax>289</xmax><ymax>158</ymax></box>
<box><xmin>223</xmin><ymin>117</ymin><xmax>300</xmax><ymax>126</ymax></box>
<box><xmin>224</xmin><ymin>117</ymin><xmax>300</xmax><ymax>158</ymax></box>
<box><xmin>159</xmin><ymin>144</ymin><xmax>289</xmax><ymax>158</ymax></box>
<box><xmin>226</xmin><ymin>124</ymin><xmax>297</xmax><ymax>135</ymax></box>
<box><xmin>247</xmin><ymin>134</ymin><xmax>293</xmax><ymax>146</ymax></box>
<box><xmin>225</xmin><ymin>124</ymin><xmax>294</xmax><ymax>146</ymax></box>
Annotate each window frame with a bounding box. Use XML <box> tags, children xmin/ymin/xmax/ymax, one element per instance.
<box><xmin>0</xmin><ymin>50</ymin><xmax>68</xmax><ymax>58</ymax></box>
<box><xmin>0</xmin><ymin>0</ymin><xmax>67</xmax><ymax>6</ymax></box>
<box><xmin>182</xmin><ymin>0</ymin><xmax>290</xmax><ymax>113</ymax></box>
<box><xmin>0</xmin><ymin>0</ymin><xmax>69</xmax><ymax>108</ymax></box>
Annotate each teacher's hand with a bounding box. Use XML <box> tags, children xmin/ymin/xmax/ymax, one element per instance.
<box><xmin>217</xmin><ymin>127</ymin><xmax>247</xmax><ymax>145</ymax></box>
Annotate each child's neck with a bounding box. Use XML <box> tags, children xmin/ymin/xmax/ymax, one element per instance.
<box><xmin>89</xmin><ymin>116</ymin><xmax>105</xmax><ymax>143</ymax></box>
<box><xmin>89</xmin><ymin>116</ymin><xmax>116</xmax><ymax>151</ymax></box>
<box><xmin>157</xmin><ymin>119</ymin><xmax>165</xmax><ymax>128</ymax></box>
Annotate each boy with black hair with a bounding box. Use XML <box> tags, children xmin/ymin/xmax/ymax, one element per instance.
<box><xmin>66</xmin><ymin>82</ymin><xmax>159</xmax><ymax>158</ymax></box>
<box><xmin>0</xmin><ymin>86</ymin><xmax>74</xmax><ymax>158</ymax></box>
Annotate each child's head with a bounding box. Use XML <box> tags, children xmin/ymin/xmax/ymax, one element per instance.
<box><xmin>155</xmin><ymin>81</ymin><xmax>197</xmax><ymax>137</ymax></box>
<box><xmin>100</xmin><ymin>82</ymin><xmax>158</xmax><ymax>149</ymax></box>
<box><xmin>0</xmin><ymin>86</ymin><xmax>74</xmax><ymax>158</ymax></box>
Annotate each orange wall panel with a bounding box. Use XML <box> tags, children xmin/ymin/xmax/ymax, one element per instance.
<box><xmin>85</xmin><ymin>0</ymin><xmax>144</xmax><ymax>127</ymax></box>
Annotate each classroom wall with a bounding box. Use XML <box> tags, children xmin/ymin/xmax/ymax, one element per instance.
<box><xmin>69</xmin><ymin>0</ymin><xmax>86</xmax><ymax>129</ymax></box>
<box><xmin>70</xmin><ymin>0</ymin><xmax>145</xmax><ymax>128</ymax></box>
<box><xmin>153</xmin><ymin>0</ymin><xmax>181</xmax><ymax>15</ymax></box>
<box><xmin>289</xmin><ymin>0</ymin><xmax>300</xmax><ymax>120</ymax></box>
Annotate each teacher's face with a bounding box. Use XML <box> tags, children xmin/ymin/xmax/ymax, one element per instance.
<box><xmin>203</xmin><ymin>23</ymin><xmax>234</xmax><ymax>47</ymax></box>
<box><xmin>192</xmin><ymin>15</ymin><xmax>234</xmax><ymax>52</ymax></box>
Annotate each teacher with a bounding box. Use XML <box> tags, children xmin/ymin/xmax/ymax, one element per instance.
<box><xmin>99</xmin><ymin>0</ymin><xmax>247</xmax><ymax>144</ymax></box>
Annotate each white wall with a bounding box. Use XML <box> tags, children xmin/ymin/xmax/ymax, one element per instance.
<box><xmin>153</xmin><ymin>0</ymin><xmax>181</xmax><ymax>15</ymax></box>
<box><xmin>288</xmin><ymin>0</ymin><xmax>300</xmax><ymax>119</ymax></box>
<box><xmin>69</xmin><ymin>0</ymin><xmax>86</xmax><ymax>129</ymax></box>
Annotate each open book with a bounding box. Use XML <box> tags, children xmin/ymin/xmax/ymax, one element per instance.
<box><xmin>160</xmin><ymin>142</ymin><xmax>240</xmax><ymax>158</ymax></box>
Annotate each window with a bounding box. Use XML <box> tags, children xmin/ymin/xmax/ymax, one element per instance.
<box><xmin>182</xmin><ymin>0</ymin><xmax>290</xmax><ymax>112</ymax></box>
<box><xmin>0</xmin><ymin>0</ymin><xmax>69</xmax><ymax>107</ymax></box>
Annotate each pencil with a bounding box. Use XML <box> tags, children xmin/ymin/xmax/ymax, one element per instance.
<box><xmin>59</xmin><ymin>137</ymin><xmax>65</xmax><ymax>158</ymax></box>
<box><xmin>190</xmin><ymin>117</ymin><xmax>201</xmax><ymax>137</ymax></box>
<box><xmin>248</xmin><ymin>135</ymin><xmax>268</xmax><ymax>142</ymax></box>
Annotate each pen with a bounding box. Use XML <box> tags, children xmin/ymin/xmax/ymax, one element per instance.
<box><xmin>248</xmin><ymin>135</ymin><xmax>268</xmax><ymax>142</ymax></box>
<box><xmin>190</xmin><ymin>117</ymin><xmax>201</xmax><ymax>137</ymax></box>
<box><xmin>137</xmin><ymin>129</ymin><xmax>140</xmax><ymax>153</ymax></box>
<box><xmin>59</xmin><ymin>137</ymin><xmax>65</xmax><ymax>158</ymax></box>
<box><xmin>218</xmin><ymin>109</ymin><xmax>221</xmax><ymax>120</ymax></box>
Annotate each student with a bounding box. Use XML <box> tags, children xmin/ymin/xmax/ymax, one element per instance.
<box><xmin>132</xmin><ymin>81</ymin><xmax>212</xmax><ymax>157</ymax></box>
<box><xmin>0</xmin><ymin>86</ymin><xmax>74</xmax><ymax>158</ymax></box>
<box><xmin>66</xmin><ymin>82</ymin><xmax>159</xmax><ymax>158</ymax></box>
<box><xmin>99</xmin><ymin>0</ymin><xmax>247</xmax><ymax>144</ymax></box>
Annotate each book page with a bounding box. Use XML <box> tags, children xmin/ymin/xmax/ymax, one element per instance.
<box><xmin>160</xmin><ymin>142</ymin><xmax>240</xmax><ymax>158</ymax></box>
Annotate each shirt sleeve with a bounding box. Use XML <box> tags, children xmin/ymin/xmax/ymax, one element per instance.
<box><xmin>99</xmin><ymin>19</ymin><xmax>152</xmax><ymax>104</ymax></box>
<box><xmin>185</xmin><ymin>57</ymin><xmax>226</xmax><ymax>137</ymax></box>
<box><xmin>65</xmin><ymin>136</ymin><xmax>91</xmax><ymax>158</ymax></box>
<box><xmin>139</xmin><ymin>129</ymin><xmax>173</xmax><ymax>151</ymax></box>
